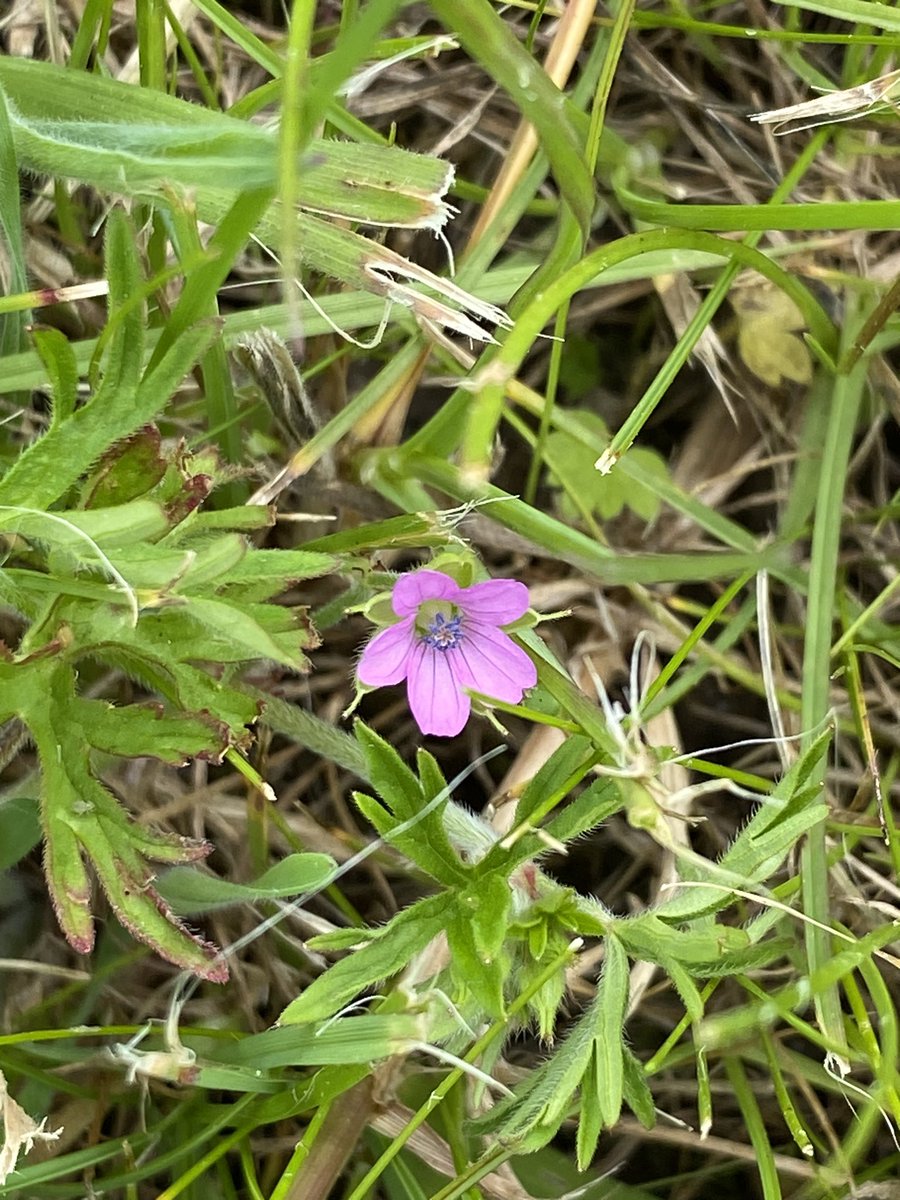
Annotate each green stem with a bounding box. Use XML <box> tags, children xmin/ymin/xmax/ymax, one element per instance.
<box><xmin>800</xmin><ymin>305</ymin><xmax>867</xmax><ymax>1069</ymax></box>
<box><xmin>400</xmin><ymin>225</ymin><xmax>836</xmax><ymax>472</ymax></box>
<box><xmin>601</xmin><ymin>130</ymin><xmax>830</xmax><ymax>470</ymax></box>
<box><xmin>523</xmin><ymin>0</ymin><xmax>635</xmax><ymax>504</ymax></box>
<box><xmin>405</xmin><ymin>453</ymin><xmax>786</xmax><ymax>586</ymax></box>
<box><xmin>724</xmin><ymin>1056</ymin><xmax>782</xmax><ymax>1200</ymax></box>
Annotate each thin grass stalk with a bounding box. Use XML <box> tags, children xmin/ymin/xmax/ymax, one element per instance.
<box><xmin>856</xmin><ymin>956</ymin><xmax>900</xmax><ymax>1125</ymax></box>
<box><xmin>189</xmin><ymin>0</ymin><xmax>283</xmax><ymax>75</ymax></box>
<box><xmin>154</xmin><ymin>1118</ymin><xmax>256</xmax><ymax>1200</ymax></box>
<box><xmin>773</xmin><ymin>0</ymin><xmax>900</xmax><ymax>34</ymax></box>
<box><xmin>269</xmin><ymin>1085</ymin><xmax>370</xmax><ymax>1200</ymax></box>
<box><xmin>521</xmin><ymin>0</ymin><xmax>635</xmax><ymax>504</ymax></box>
<box><xmin>403</xmin><ymin>453</ymin><xmax>786</xmax><ymax>587</ymax></box>
<box><xmin>799</xmin><ymin>306</ymin><xmax>867</xmax><ymax>1072</ymax></box>
<box><xmin>163</xmin><ymin>0</ymin><xmax>219</xmax><ymax>109</ymax></box>
<box><xmin>465</xmin><ymin>0</ymin><xmax>597</xmax><ymax>248</ymax></box>
<box><xmin>724</xmin><ymin>1056</ymin><xmax>783</xmax><ymax>1200</ymax></box>
<box><xmin>630</xmin><ymin>9</ymin><xmax>900</xmax><ymax>43</ymax></box>
<box><xmin>761</xmin><ymin>1030</ymin><xmax>815</xmax><ymax>1158</ymax></box>
<box><xmin>69</xmin><ymin>0</ymin><xmax>111</xmax><ymax>68</ymax></box>
<box><xmin>279</xmin><ymin>0</ymin><xmax>317</xmax><ymax>335</ymax></box>
<box><xmin>600</xmin><ymin>130</ymin><xmax>831</xmax><ymax>470</ymax></box>
<box><xmin>136</xmin><ymin>0</ymin><xmax>167</xmax><ymax>90</ymax></box>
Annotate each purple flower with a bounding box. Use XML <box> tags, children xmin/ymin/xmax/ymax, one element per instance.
<box><xmin>357</xmin><ymin>569</ymin><xmax>537</xmax><ymax>737</ymax></box>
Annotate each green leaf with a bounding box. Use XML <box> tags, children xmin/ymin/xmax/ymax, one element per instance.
<box><xmin>307</xmin><ymin>926</ymin><xmax>380</xmax><ymax>952</ymax></box>
<box><xmin>215</xmin><ymin>1013</ymin><xmax>423</xmax><ymax>1069</ymax></box>
<box><xmin>81</xmin><ymin>425</ymin><xmax>168</xmax><ymax>508</ymax></box>
<box><xmin>101</xmin><ymin>207</ymin><xmax>145</xmax><ymax>398</ymax></box>
<box><xmin>416</xmin><ymin>748</ymin><xmax>473</xmax><ymax>877</ymax></box>
<box><xmin>0</xmin><ymin>260</ymin><xmax>218</xmax><ymax>511</ymax></box>
<box><xmin>732</xmin><ymin>284</ymin><xmax>812</xmax><ymax>387</ymax></box>
<box><xmin>0</xmin><ymin>56</ymin><xmax>454</xmax><ymax>226</ymax></box>
<box><xmin>499</xmin><ymin>984</ymin><xmax>612</xmax><ymax>1146</ymax></box>
<box><xmin>157</xmin><ymin>853</ymin><xmax>336</xmax><ymax>914</ymax></box>
<box><xmin>211</xmin><ymin>548</ymin><xmax>337</xmax><ymax>593</ymax></box>
<box><xmin>469</xmin><ymin>873</ymin><xmax>512</xmax><ymax>966</ymax></box>
<box><xmin>653</xmin><ymin>728</ymin><xmax>833</xmax><ymax>923</ymax></box>
<box><xmin>120</xmin><ymin>595</ymin><xmax>315</xmax><ymax>670</ymax></box>
<box><xmin>662</xmin><ymin>956</ymin><xmax>704</xmax><ymax>1024</ymax></box>
<box><xmin>260</xmin><ymin>693</ymin><xmax>367</xmax><ymax>777</ymax></box>
<box><xmin>0</xmin><ymin>312</ymin><xmax>335</xmax><ymax>983</ymax></box>
<box><xmin>577</xmin><ymin>1043</ymin><xmax>604</xmax><ymax>1171</ymax></box>
<box><xmin>621</xmin><ymin>1046</ymin><xmax>655</xmax><ymax>1129</ymax></box>
<box><xmin>41</xmin><ymin>808</ymin><xmax>94</xmax><ymax>955</ymax></box>
<box><xmin>692</xmin><ymin>937</ymin><xmax>792</xmax><ymax>979</ymax></box>
<box><xmin>446</xmin><ymin>907</ymin><xmax>507</xmax><ymax>1017</ymax></box>
<box><xmin>356</xmin><ymin>721</ymin><xmax>425</xmax><ymax>823</ymax></box>
<box><xmin>285</xmin><ymin>138</ymin><xmax>452</xmax><ymax>229</ymax></box>
<box><xmin>593</xmin><ymin>935</ymin><xmax>628</xmax><ymax>1132</ymax></box>
<box><xmin>545</xmin><ymin>412</ymin><xmax>669</xmax><ymax>524</ymax></box>
<box><xmin>279</xmin><ymin>892</ymin><xmax>452</xmax><ymax>1024</ymax></box>
<box><xmin>447</xmin><ymin>873</ymin><xmax>512</xmax><ymax>1016</ymax></box>
<box><xmin>542</xmin><ymin>775</ymin><xmax>621</xmax><ymax>848</ymax></box>
<box><xmin>79</xmin><ymin>699</ymin><xmax>227</xmax><ymax>764</ymax></box>
<box><xmin>32</xmin><ymin>327</ymin><xmax>78</xmax><ymax>429</ymax></box>
<box><xmin>475</xmin><ymin>935</ymin><xmax>633</xmax><ymax>1159</ymax></box>
<box><xmin>23</xmin><ymin>662</ymin><xmax>228</xmax><ymax>978</ymax></box>
<box><xmin>514</xmin><ymin>735</ymin><xmax>594</xmax><ymax>825</ymax></box>
<box><xmin>86</xmin><ymin>646</ymin><xmax>260</xmax><ymax>739</ymax></box>
<box><xmin>100</xmin><ymin>544</ymin><xmax>196</xmax><ymax>591</ymax></box>
<box><xmin>0</xmin><ymin>56</ymin><xmax>497</xmax><ymax>340</ymax></box>
<box><xmin>174</xmin><ymin>504</ymin><xmax>272</xmax><ymax>533</ymax></box>
<box><xmin>0</xmin><ymin>83</ymin><xmax>27</xmax><ymax>358</ymax></box>
<box><xmin>612</xmin><ymin>912</ymin><xmax>748</xmax><ymax>968</ymax></box>
<box><xmin>171</xmin><ymin>536</ymin><xmax>251</xmax><ymax>593</ymax></box>
<box><xmin>352</xmin><ymin>724</ymin><xmax>468</xmax><ymax>885</ymax></box>
<box><xmin>88</xmin><ymin>806</ymin><xmax>226</xmax><ymax>980</ymax></box>
<box><xmin>773</xmin><ymin>0</ymin><xmax>900</xmax><ymax>35</ymax></box>
<box><xmin>48</xmin><ymin>500</ymin><xmax>171</xmax><ymax>546</ymax></box>
<box><xmin>0</xmin><ymin>795</ymin><xmax>41</xmax><ymax>871</ymax></box>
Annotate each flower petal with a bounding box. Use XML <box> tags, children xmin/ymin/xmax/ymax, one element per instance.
<box><xmin>455</xmin><ymin>622</ymin><xmax>537</xmax><ymax>703</ymax></box>
<box><xmin>458</xmin><ymin>579</ymin><xmax>530</xmax><ymax>624</ymax></box>
<box><xmin>392</xmin><ymin>569</ymin><xmax>460</xmax><ymax>617</ymax></box>
<box><xmin>357</xmin><ymin>617</ymin><xmax>416</xmax><ymax>687</ymax></box>
<box><xmin>406</xmin><ymin>643</ymin><xmax>471</xmax><ymax>736</ymax></box>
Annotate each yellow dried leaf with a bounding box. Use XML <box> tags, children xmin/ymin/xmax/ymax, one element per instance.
<box><xmin>731</xmin><ymin>285</ymin><xmax>812</xmax><ymax>387</ymax></box>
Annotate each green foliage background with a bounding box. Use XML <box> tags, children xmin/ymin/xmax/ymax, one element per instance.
<box><xmin>1</xmin><ymin>2</ymin><xmax>899</xmax><ymax>1199</ymax></box>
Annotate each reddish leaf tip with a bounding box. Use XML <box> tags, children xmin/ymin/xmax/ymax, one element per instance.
<box><xmin>66</xmin><ymin>931</ymin><xmax>95</xmax><ymax>955</ymax></box>
<box><xmin>199</xmin><ymin>958</ymin><xmax>230</xmax><ymax>984</ymax></box>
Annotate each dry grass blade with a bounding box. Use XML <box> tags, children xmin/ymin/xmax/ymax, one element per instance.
<box><xmin>749</xmin><ymin>68</ymin><xmax>900</xmax><ymax>134</ymax></box>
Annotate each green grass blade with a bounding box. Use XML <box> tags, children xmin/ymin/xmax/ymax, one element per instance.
<box><xmin>799</xmin><ymin>311</ymin><xmax>867</xmax><ymax>1072</ymax></box>
<box><xmin>426</xmin><ymin>0</ymin><xmax>594</xmax><ymax>238</ymax></box>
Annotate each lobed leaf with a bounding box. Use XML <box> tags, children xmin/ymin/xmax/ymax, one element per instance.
<box><xmin>23</xmin><ymin>661</ymin><xmax>227</xmax><ymax>977</ymax></box>
<box><xmin>78</xmin><ymin>699</ymin><xmax>227</xmax><ymax>764</ymax></box>
<box><xmin>352</xmin><ymin>724</ymin><xmax>469</xmax><ymax>885</ymax></box>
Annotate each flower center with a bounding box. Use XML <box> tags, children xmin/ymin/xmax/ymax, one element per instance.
<box><xmin>419</xmin><ymin>606</ymin><xmax>464</xmax><ymax>652</ymax></box>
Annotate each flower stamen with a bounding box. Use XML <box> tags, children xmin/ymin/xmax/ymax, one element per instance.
<box><xmin>422</xmin><ymin>611</ymin><xmax>464</xmax><ymax>652</ymax></box>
